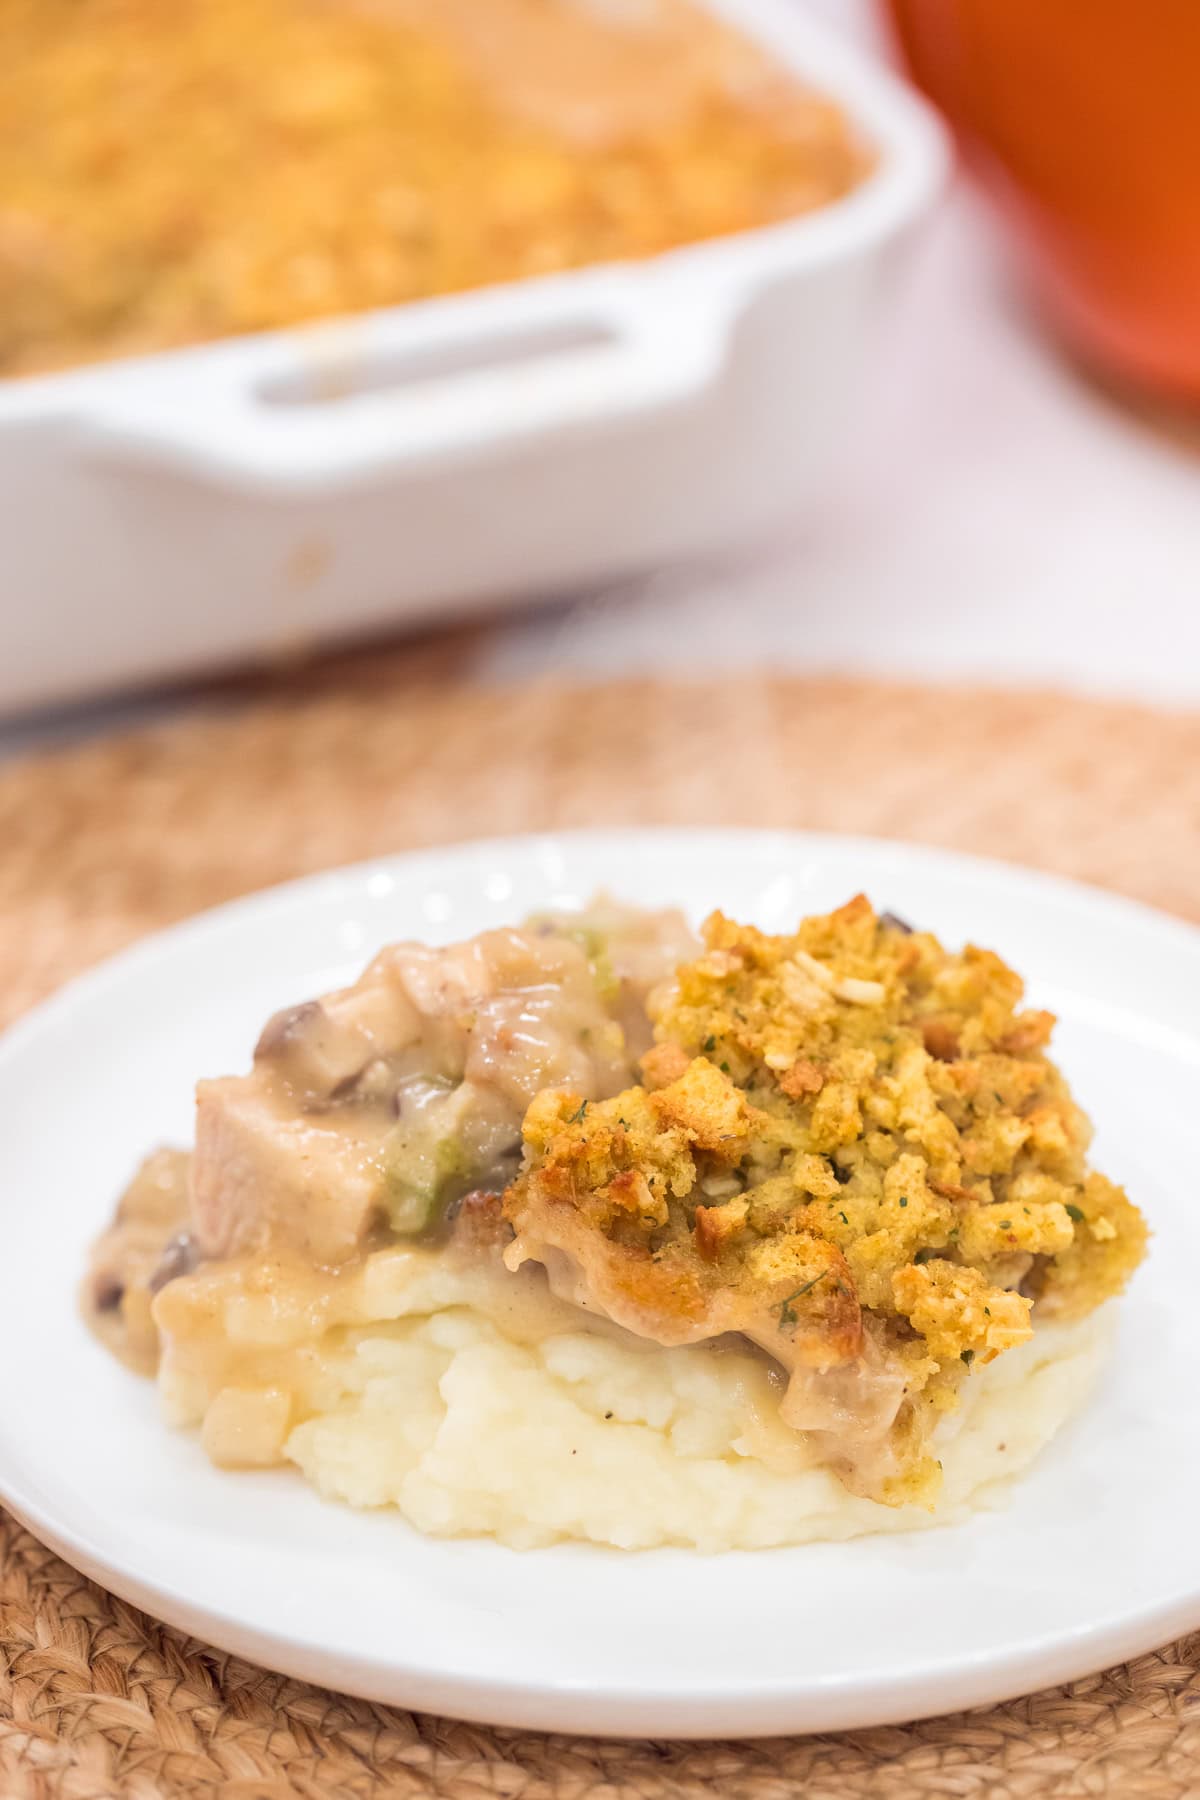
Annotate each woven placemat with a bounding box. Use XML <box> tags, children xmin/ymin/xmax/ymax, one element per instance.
<box><xmin>2</xmin><ymin>655</ymin><xmax>1199</xmax><ymax>1798</ymax></box>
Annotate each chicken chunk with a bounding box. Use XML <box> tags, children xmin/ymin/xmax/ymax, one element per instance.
<box><xmin>190</xmin><ymin>921</ymin><xmax>652</xmax><ymax>1263</ymax></box>
<box><xmin>192</xmin><ymin>1078</ymin><xmax>387</xmax><ymax>1263</ymax></box>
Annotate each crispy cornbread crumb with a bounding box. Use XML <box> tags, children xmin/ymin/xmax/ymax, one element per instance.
<box><xmin>505</xmin><ymin>898</ymin><xmax>1147</xmax><ymax>1505</ymax></box>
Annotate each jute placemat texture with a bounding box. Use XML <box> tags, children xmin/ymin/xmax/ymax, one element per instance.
<box><xmin>1</xmin><ymin>657</ymin><xmax>1198</xmax><ymax>1799</ymax></box>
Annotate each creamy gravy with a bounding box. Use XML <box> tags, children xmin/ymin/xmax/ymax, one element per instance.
<box><xmin>84</xmin><ymin>903</ymin><xmax>696</xmax><ymax>1372</ymax></box>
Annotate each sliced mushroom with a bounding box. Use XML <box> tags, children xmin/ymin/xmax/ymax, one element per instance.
<box><xmin>254</xmin><ymin>999</ymin><xmax>322</xmax><ymax>1058</ymax></box>
<box><xmin>92</xmin><ymin>1272</ymin><xmax>125</xmax><ymax>1314</ymax></box>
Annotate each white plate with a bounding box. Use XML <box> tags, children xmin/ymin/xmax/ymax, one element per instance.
<box><xmin>1</xmin><ymin>829</ymin><xmax>1197</xmax><ymax>1737</ymax></box>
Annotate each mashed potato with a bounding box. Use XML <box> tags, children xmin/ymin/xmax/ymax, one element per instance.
<box><xmin>157</xmin><ymin>1246</ymin><xmax>1111</xmax><ymax>1551</ymax></box>
<box><xmin>286</xmin><ymin>1271</ymin><xmax>1111</xmax><ymax>1551</ymax></box>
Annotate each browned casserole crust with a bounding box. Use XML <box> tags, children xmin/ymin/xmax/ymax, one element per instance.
<box><xmin>2</xmin><ymin>0</ymin><xmax>869</xmax><ymax>376</ymax></box>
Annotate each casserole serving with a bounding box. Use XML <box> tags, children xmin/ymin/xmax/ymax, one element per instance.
<box><xmin>83</xmin><ymin>887</ymin><xmax>1144</xmax><ymax>1549</ymax></box>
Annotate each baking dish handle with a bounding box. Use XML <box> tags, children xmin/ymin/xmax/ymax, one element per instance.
<box><xmin>74</xmin><ymin>283</ymin><xmax>736</xmax><ymax>495</ymax></box>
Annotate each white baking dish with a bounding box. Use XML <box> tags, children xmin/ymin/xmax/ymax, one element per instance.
<box><xmin>0</xmin><ymin>0</ymin><xmax>945</xmax><ymax>715</ymax></box>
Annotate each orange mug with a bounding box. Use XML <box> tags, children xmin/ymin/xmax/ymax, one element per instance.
<box><xmin>882</xmin><ymin>0</ymin><xmax>1200</xmax><ymax>402</ymax></box>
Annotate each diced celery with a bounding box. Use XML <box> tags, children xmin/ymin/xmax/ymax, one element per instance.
<box><xmin>384</xmin><ymin>1134</ymin><xmax>469</xmax><ymax>1234</ymax></box>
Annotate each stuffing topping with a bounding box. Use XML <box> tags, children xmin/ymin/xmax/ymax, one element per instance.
<box><xmin>504</xmin><ymin>897</ymin><xmax>1146</xmax><ymax>1504</ymax></box>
